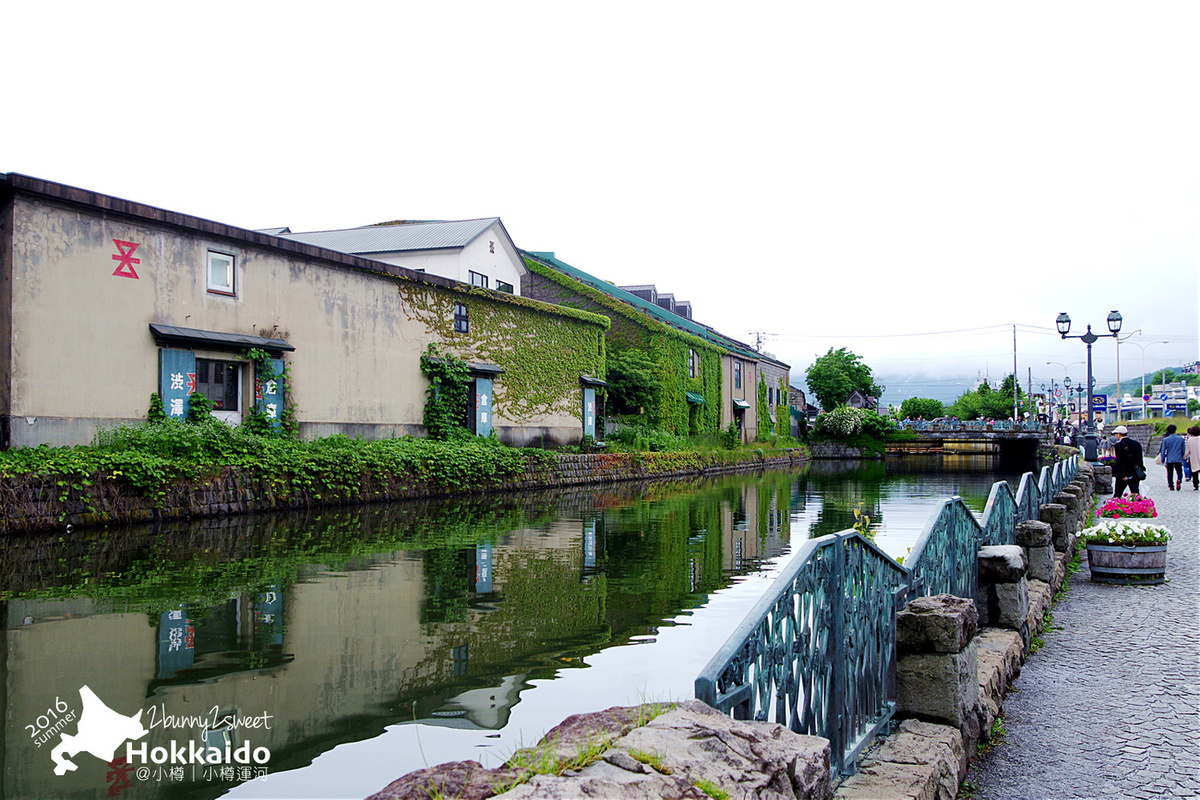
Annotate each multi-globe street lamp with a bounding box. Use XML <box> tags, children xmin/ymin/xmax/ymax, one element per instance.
<box><xmin>1056</xmin><ymin>310</ymin><xmax>1123</xmax><ymax>461</ymax></box>
<box><xmin>1046</xmin><ymin>362</ymin><xmax>1083</xmax><ymax>424</ymax></box>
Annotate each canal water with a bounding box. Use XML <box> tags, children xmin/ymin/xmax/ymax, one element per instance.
<box><xmin>0</xmin><ymin>455</ymin><xmax>1031</xmax><ymax>800</ymax></box>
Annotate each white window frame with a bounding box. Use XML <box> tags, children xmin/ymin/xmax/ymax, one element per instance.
<box><xmin>207</xmin><ymin>250</ymin><xmax>236</xmax><ymax>295</ymax></box>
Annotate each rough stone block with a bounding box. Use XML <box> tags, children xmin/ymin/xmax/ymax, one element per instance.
<box><xmin>897</xmin><ymin>644</ymin><xmax>979</xmax><ymax>728</ymax></box>
<box><xmin>1027</xmin><ymin>580</ymin><xmax>1053</xmax><ymax>634</ymax></box>
<box><xmin>857</xmin><ymin>719</ymin><xmax>966</xmax><ymax>799</ymax></box>
<box><xmin>897</xmin><ymin>594</ymin><xmax>979</xmax><ymax>655</ymax></box>
<box><xmin>833</xmin><ymin>762</ymin><xmax>938</xmax><ymax>800</ymax></box>
<box><xmin>977</xmin><ymin>546</ymin><xmax>1027</xmax><ymax>583</ymax></box>
<box><xmin>1025</xmin><ymin>544</ymin><xmax>1054</xmax><ymax>583</ymax></box>
<box><xmin>977</xmin><ymin>577</ymin><xmax>1029</xmax><ymax>631</ymax></box>
<box><xmin>615</xmin><ymin>700</ymin><xmax>831</xmax><ymax>800</ymax></box>
<box><xmin>1014</xmin><ymin>520</ymin><xmax>1052</xmax><ymax>548</ymax></box>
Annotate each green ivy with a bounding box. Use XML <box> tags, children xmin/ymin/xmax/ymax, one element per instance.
<box><xmin>757</xmin><ymin>374</ymin><xmax>771</xmax><ymax>440</ymax></box>
<box><xmin>147</xmin><ymin>393</ymin><xmax>168</xmax><ymax>424</ymax></box>
<box><xmin>523</xmin><ymin>258</ymin><xmax>725</xmax><ymax>435</ymax></box>
<box><xmin>420</xmin><ymin>345</ymin><xmax>473</xmax><ymax>441</ymax></box>
<box><xmin>397</xmin><ymin>281</ymin><xmax>608</xmax><ymax>428</ymax></box>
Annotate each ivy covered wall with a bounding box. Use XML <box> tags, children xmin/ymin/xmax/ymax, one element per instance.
<box><xmin>396</xmin><ymin>281</ymin><xmax>609</xmax><ymax>429</ymax></box>
<box><xmin>523</xmin><ymin>257</ymin><xmax>725</xmax><ymax>435</ymax></box>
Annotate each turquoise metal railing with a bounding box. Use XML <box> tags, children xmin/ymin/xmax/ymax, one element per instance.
<box><xmin>898</xmin><ymin>420</ymin><xmax>1049</xmax><ymax>433</ymax></box>
<box><xmin>696</xmin><ymin>456</ymin><xmax>1079</xmax><ymax>774</ymax></box>
<box><xmin>694</xmin><ymin>532</ymin><xmax>908</xmax><ymax>775</ymax></box>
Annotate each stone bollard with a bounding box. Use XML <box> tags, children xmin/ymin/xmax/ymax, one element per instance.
<box><xmin>1053</xmin><ymin>490</ymin><xmax>1081</xmax><ymax>539</ymax></box>
<box><xmin>976</xmin><ymin>545</ymin><xmax>1030</xmax><ymax>652</ymax></box>
<box><xmin>1015</xmin><ymin>520</ymin><xmax>1054</xmax><ymax>583</ymax></box>
<box><xmin>896</xmin><ymin>594</ymin><xmax>980</xmax><ymax>743</ymax></box>
<box><xmin>1092</xmin><ymin>464</ymin><xmax>1113</xmax><ymax>494</ymax></box>
<box><xmin>1040</xmin><ymin>503</ymin><xmax>1070</xmax><ymax>553</ymax></box>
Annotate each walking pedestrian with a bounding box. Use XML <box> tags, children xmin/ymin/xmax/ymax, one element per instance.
<box><xmin>1159</xmin><ymin>424</ymin><xmax>1185</xmax><ymax>491</ymax></box>
<box><xmin>1185</xmin><ymin>425</ymin><xmax>1200</xmax><ymax>491</ymax></box>
<box><xmin>1112</xmin><ymin>425</ymin><xmax>1144</xmax><ymax>497</ymax></box>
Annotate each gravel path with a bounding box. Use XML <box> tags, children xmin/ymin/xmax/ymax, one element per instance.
<box><xmin>967</xmin><ymin>461</ymin><xmax>1200</xmax><ymax>799</ymax></box>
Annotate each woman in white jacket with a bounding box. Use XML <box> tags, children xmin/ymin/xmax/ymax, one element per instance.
<box><xmin>1186</xmin><ymin>425</ymin><xmax>1200</xmax><ymax>491</ymax></box>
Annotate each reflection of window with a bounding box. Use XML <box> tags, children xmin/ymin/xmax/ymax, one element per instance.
<box><xmin>452</xmin><ymin>644</ymin><xmax>469</xmax><ymax>677</ymax></box>
<box><xmin>496</xmin><ymin>280</ymin><xmax>514</xmax><ymax>294</ymax></box>
<box><xmin>196</xmin><ymin>360</ymin><xmax>241</xmax><ymax>410</ymax></box>
<box><xmin>469</xmin><ymin>271</ymin><xmax>488</xmax><ymax>289</ymax></box>
<box><xmin>207</xmin><ymin>251</ymin><xmax>236</xmax><ymax>295</ymax></box>
<box><xmin>454</xmin><ymin>303</ymin><xmax>469</xmax><ymax>333</ymax></box>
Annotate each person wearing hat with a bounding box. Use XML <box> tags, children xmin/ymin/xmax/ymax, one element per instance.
<box><xmin>1111</xmin><ymin>425</ymin><xmax>1144</xmax><ymax>497</ymax></box>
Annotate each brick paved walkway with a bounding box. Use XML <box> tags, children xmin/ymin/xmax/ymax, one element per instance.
<box><xmin>968</xmin><ymin>460</ymin><xmax>1200</xmax><ymax>800</ymax></box>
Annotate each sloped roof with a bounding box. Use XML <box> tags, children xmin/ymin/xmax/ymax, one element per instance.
<box><xmin>524</xmin><ymin>251</ymin><xmax>785</xmax><ymax>367</ymax></box>
<box><xmin>279</xmin><ymin>218</ymin><xmax>501</xmax><ymax>255</ymax></box>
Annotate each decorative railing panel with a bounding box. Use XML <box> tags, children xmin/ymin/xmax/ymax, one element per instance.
<box><xmin>906</xmin><ymin>499</ymin><xmax>982</xmax><ymax>599</ymax></box>
<box><xmin>697</xmin><ymin>456</ymin><xmax>1080</xmax><ymax>774</ymax></box>
<box><xmin>695</xmin><ymin>532</ymin><xmax>907</xmax><ymax>775</ymax></box>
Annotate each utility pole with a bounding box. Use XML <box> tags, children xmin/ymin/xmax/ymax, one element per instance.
<box><xmin>1012</xmin><ymin>324</ymin><xmax>1018</xmax><ymax>422</ymax></box>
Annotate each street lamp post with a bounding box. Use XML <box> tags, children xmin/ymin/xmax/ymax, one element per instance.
<box><xmin>1046</xmin><ymin>361</ymin><xmax>1083</xmax><ymax>427</ymax></box>
<box><xmin>1056</xmin><ymin>310</ymin><xmax>1123</xmax><ymax>461</ymax></box>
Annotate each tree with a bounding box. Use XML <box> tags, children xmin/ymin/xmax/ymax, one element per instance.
<box><xmin>605</xmin><ymin>348</ymin><xmax>660</xmax><ymax>415</ymax></box>
<box><xmin>900</xmin><ymin>397</ymin><xmax>944</xmax><ymax>420</ymax></box>
<box><xmin>948</xmin><ymin>374</ymin><xmax>1024</xmax><ymax>420</ymax></box>
<box><xmin>805</xmin><ymin>348</ymin><xmax>882</xmax><ymax>412</ymax></box>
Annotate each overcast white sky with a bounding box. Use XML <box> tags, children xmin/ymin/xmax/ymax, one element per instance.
<box><xmin>6</xmin><ymin>2</ymin><xmax>1197</xmax><ymax>404</ymax></box>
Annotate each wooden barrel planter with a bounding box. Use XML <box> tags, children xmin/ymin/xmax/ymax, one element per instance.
<box><xmin>1086</xmin><ymin>544</ymin><xmax>1167</xmax><ymax>585</ymax></box>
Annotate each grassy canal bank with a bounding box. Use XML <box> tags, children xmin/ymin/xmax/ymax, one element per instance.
<box><xmin>0</xmin><ymin>417</ymin><xmax>811</xmax><ymax>535</ymax></box>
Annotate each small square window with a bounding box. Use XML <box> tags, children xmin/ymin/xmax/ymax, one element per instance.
<box><xmin>207</xmin><ymin>251</ymin><xmax>236</xmax><ymax>295</ymax></box>
<box><xmin>454</xmin><ymin>303</ymin><xmax>469</xmax><ymax>333</ymax></box>
<box><xmin>469</xmin><ymin>271</ymin><xmax>489</xmax><ymax>289</ymax></box>
<box><xmin>496</xmin><ymin>280</ymin><xmax>514</xmax><ymax>294</ymax></box>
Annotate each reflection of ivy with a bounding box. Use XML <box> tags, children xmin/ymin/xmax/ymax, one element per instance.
<box><xmin>397</xmin><ymin>282</ymin><xmax>608</xmax><ymax>424</ymax></box>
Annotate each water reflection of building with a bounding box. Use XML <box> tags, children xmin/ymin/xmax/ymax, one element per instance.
<box><xmin>0</xmin><ymin>477</ymin><xmax>799</xmax><ymax>799</ymax></box>
<box><xmin>0</xmin><ymin>521</ymin><xmax>601</xmax><ymax>799</ymax></box>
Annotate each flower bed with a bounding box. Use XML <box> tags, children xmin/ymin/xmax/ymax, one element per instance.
<box><xmin>1095</xmin><ymin>494</ymin><xmax>1157</xmax><ymax>519</ymax></box>
<box><xmin>1080</xmin><ymin>518</ymin><xmax>1172</xmax><ymax>546</ymax></box>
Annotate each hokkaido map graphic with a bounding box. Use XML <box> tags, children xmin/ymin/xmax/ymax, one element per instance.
<box><xmin>50</xmin><ymin>686</ymin><xmax>148</xmax><ymax>776</ymax></box>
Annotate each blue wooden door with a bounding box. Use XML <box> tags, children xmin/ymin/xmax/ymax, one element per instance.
<box><xmin>475</xmin><ymin>377</ymin><xmax>493</xmax><ymax>437</ymax></box>
<box><xmin>583</xmin><ymin>387</ymin><xmax>597</xmax><ymax>438</ymax></box>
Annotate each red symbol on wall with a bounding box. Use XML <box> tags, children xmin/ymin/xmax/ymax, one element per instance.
<box><xmin>111</xmin><ymin>239</ymin><xmax>141</xmax><ymax>279</ymax></box>
<box><xmin>186</xmin><ymin>373</ymin><xmax>197</xmax><ymax>394</ymax></box>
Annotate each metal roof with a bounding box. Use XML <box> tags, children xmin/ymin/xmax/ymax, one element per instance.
<box><xmin>279</xmin><ymin>218</ymin><xmax>501</xmax><ymax>255</ymax></box>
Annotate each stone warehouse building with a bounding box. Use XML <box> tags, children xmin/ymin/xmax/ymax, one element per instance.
<box><xmin>521</xmin><ymin>251</ymin><xmax>790</xmax><ymax>442</ymax></box>
<box><xmin>0</xmin><ymin>174</ymin><xmax>609</xmax><ymax>449</ymax></box>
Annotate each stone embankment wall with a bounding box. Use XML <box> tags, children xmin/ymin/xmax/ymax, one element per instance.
<box><xmin>0</xmin><ymin>449</ymin><xmax>809</xmax><ymax>536</ymax></box>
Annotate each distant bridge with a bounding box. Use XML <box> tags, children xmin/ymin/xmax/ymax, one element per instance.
<box><xmin>890</xmin><ymin>420</ymin><xmax>1053</xmax><ymax>456</ymax></box>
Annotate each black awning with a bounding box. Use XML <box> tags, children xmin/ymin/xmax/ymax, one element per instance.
<box><xmin>580</xmin><ymin>375</ymin><xmax>609</xmax><ymax>388</ymax></box>
<box><xmin>149</xmin><ymin>323</ymin><xmax>295</xmax><ymax>354</ymax></box>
